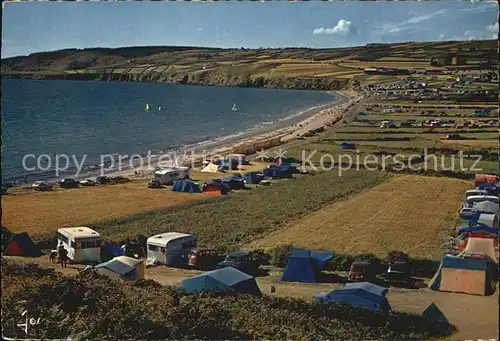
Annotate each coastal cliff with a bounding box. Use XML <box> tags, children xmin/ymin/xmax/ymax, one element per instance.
<box><xmin>2</xmin><ymin>40</ymin><xmax>497</xmax><ymax>90</ymax></box>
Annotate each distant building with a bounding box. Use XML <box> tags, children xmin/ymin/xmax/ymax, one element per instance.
<box><xmin>431</xmin><ymin>52</ymin><xmax>495</xmax><ymax>66</ymax></box>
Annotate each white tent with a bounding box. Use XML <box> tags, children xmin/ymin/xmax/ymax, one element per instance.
<box><xmin>201</xmin><ymin>163</ymin><xmax>219</xmax><ymax>173</ymax></box>
<box><xmin>477</xmin><ymin>213</ymin><xmax>499</xmax><ymax>229</ymax></box>
<box><xmin>473</xmin><ymin>201</ymin><xmax>499</xmax><ymax>216</ymax></box>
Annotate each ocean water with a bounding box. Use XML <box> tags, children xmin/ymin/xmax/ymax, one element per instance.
<box><xmin>1</xmin><ymin>79</ymin><xmax>338</xmax><ymax>182</ymax></box>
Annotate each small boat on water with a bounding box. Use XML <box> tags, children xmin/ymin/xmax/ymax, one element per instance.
<box><xmin>232</xmin><ymin>103</ymin><xmax>238</xmax><ymax>111</ymax></box>
<box><xmin>145</xmin><ymin>104</ymin><xmax>151</xmax><ymax>111</ymax></box>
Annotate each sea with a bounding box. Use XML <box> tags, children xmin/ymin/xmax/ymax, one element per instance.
<box><xmin>1</xmin><ymin>79</ymin><xmax>338</xmax><ymax>183</ymax></box>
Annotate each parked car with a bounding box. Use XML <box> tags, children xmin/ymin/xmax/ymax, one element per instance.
<box><xmin>381</xmin><ymin>262</ymin><xmax>413</xmax><ymax>285</ymax></box>
<box><xmin>58</xmin><ymin>178</ymin><xmax>80</xmax><ymax>189</ymax></box>
<box><xmin>110</xmin><ymin>176</ymin><xmax>130</xmax><ymax>184</ymax></box>
<box><xmin>147</xmin><ymin>180</ymin><xmax>162</xmax><ymax>189</ymax></box>
<box><xmin>32</xmin><ymin>181</ymin><xmax>53</xmax><ymax>191</ymax></box>
<box><xmin>459</xmin><ymin>207</ymin><xmax>474</xmax><ymax>220</ymax></box>
<box><xmin>217</xmin><ymin>251</ymin><xmax>260</xmax><ymax>276</ymax></box>
<box><xmin>187</xmin><ymin>247</ymin><xmax>219</xmax><ymax>270</ymax></box>
<box><xmin>79</xmin><ymin>179</ymin><xmax>96</xmax><ymax>186</ymax></box>
<box><xmin>348</xmin><ymin>261</ymin><xmax>377</xmax><ymax>282</ymax></box>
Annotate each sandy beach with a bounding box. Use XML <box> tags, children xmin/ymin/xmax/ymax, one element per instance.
<box><xmin>9</xmin><ymin>89</ymin><xmax>363</xmax><ymax>185</ymax></box>
<box><xmin>108</xmin><ymin>89</ymin><xmax>363</xmax><ymax>180</ymax></box>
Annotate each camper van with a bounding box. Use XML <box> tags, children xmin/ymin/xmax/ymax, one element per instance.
<box><xmin>146</xmin><ymin>232</ymin><xmax>197</xmax><ymax>266</ymax></box>
<box><xmin>464</xmin><ymin>195</ymin><xmax>499</xmax><ymax>208</ymax></box>
<box><xmin>153</xmin><ymin>167</ymin><xmax>189</xmax><ymax>185</ymax></box>
<box><xmin>465</xmin><ymin>189</ymin><xmax>489</xmax><ymax>198</ymax></box>
<box><xmin>57</xmin><ymin>227</ymin><xmax>102</xmax><ymax>263</ymax></box>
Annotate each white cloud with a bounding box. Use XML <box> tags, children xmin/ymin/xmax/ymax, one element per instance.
<box><xmin>377</xmin><ymin>9</ymin><xmax>448</xmax><ymax>35</ymax></box>
<box><xmin>313</xmin><ymin>19</ymin><xmax>358</xmax><ymax>36</ymax></box>
<box><xmin>439</xmin><ymin>33</ymin><xmax>445</xmax><ymax>40</ymax></box>
<box><xmin>486</xmin><ymin>22</ymin><xmax>498</xmax><ymax>39</ymax></box>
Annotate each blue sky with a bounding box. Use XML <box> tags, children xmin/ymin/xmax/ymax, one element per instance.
<box><xmin>2</xmin><ymin>1</ymin><xmax>498</xmax><ymax>58</ymax></box>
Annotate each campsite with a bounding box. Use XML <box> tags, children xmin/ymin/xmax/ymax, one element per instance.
<box><xmin>2</xmin><ymin>7</ymin><xmax>499</xmax><ymax>338</ymax></box>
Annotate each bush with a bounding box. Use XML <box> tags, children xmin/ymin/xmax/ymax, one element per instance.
<box><xmin>270</xmin><ymin>244</ymin><xmax>293</xmax><ymax>267</ymax></box>
<box><xmin>1</xmin><ymin>260</ymin><xmax>455</xmax><ymax>340</ymax></box>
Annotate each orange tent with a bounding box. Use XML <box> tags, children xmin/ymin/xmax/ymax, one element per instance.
<box><xmin>475</xmin><ymin>174</ymin><xmax>498</xmax><ymax>187</ymax></box>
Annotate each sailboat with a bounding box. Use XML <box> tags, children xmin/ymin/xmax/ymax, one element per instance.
<box><xmin>145</xmin><ymin>104</ymin><xmax>150</xmax><ymax>111</ymax></box>
<box><xmin>232</xmin><ymin>103</ymin><xmax>238</xmax><ymax>111</ymax></box>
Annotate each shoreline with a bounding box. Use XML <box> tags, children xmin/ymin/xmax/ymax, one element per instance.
<box><xmin>5</xmin><ymin>89</ymin><xmax>362</xmax><ymax>186</ymax></box>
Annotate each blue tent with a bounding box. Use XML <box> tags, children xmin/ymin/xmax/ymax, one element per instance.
<box><xmin>314</xmin><ymin>282</ymin><xmax>391</xmax><ymax>313</ymax></box>
<box><xmin>103</xmin><ymin>243</ymin><xmax>125</xmax><ymax>257</ymax></box>
<box><xmin>221</xmin><ymin>177</ymin><xmax>246</xmax><ymax>190</ymax></box>
<box><xmin>340</xmin><ymin>142</ymin><xmax>356</xmax><ymax>150</ymax></box>
<box><xmin>263</xmin><ymin>165</ymin><xmax>294</xmax><ymax>179</ymax></box>
<box><xmin>281</xmin><ymin>248</ymin><xmax>334</xmax><ymax>283</ymax></box>
<box><xmin>243</xmin><ymin>172</ymin><xmax>264</xmax><ymax>185</ymax></box>
<box><xmin>180</xmin><ymin>267</ymin><xmax>261</xmax><ymax>295</ymax></box>
<box><xmin>172</xmin><ymin>179</ymin><xmax>201</xmax><ymax>193</ymax></box>
<box><xmin>456</xmin><ymin>225</ymin><xmax>499</xmax><ymax>235</ymax></box>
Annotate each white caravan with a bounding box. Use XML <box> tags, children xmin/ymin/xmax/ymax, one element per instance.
<box><xmin>153</xmin><ymin>167</ymin><xmax>190</xmax><ymax>185</ymax></box>
<box><xmin>57</xmin><ymin>227</ymin><xmax>102</xmax><ymax>263</ymax></box>
<box><xmin>146</xmin><ymin>232</ymin><xmax>197</xmax><ymax>266</ymax></box>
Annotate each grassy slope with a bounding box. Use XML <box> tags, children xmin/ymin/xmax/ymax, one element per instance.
<box><xmin>89</xmin><ymin>169</ymin><xmax>390</xmax><ymax>249</ymax></box>
<box><xmin>249</xmin><ymin>175</ymin><xmax>471</xmax><ymax>259</ymax></box>
<box><xmin>2</xmin><ymin>40</ymin><xmax>497</xmax><ymax>90</ymax></box>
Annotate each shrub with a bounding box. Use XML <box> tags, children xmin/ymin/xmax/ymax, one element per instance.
<box><xmin>270</xmin><ymin>244</ymin><xmax>293</xmax><ymax>267</ymax></box>
<box><xmin>1</xmin><ymin>260</ymin><xmax>455</xmax><ymax>340</ymax></box>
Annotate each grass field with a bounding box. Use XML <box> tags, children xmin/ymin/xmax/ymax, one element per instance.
<box><xmin>1</xmin><ymin>181</ymin><xmax>205</xmax><ymax>236</ymax></box>
<box><xmin>248</xmin><ymin>175</ymin><xmax>471</xmax><ymax>259</ymax></box>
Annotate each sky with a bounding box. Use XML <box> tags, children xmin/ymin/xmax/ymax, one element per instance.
<box><xmin>2</xmin><ymin>1</ymin><xmax>498</xmax><ymax>58</ymax></box>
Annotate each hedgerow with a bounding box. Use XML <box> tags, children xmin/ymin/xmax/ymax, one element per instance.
<box><xmin>267</xmin><ymin>245</ymin><xmax>440</xmax><ymax>278</ymax></box>
<box><xmin>1</xmin><ymin>260</ymin><xmax>455</xmax><ymax>340</ymax></box>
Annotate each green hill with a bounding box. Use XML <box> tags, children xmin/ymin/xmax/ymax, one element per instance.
<box><xmin>2</xmin><ymin>40</ymin><xmax>497</xmax><ymax>90</ymax></box>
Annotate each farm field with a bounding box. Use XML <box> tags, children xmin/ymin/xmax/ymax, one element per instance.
<box><xmin>248</xmin><ymin>175</ymin><xmax>471</xmax><ymax>259</ymax></box>
<box><xmin>87</xmin><ymin>169</ymin><xmax>390</xmax><ymax>248</ymax></box>
<box><xmin>1</xmin><ymin>181</ymin><xmax>205</xmax><ymax>237</ymax></box>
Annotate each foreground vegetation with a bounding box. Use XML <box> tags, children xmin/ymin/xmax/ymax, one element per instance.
<box><xmin>1</xmin><ymin>261</ymin><xmax>455</xmax><ymax>340</ymax></box>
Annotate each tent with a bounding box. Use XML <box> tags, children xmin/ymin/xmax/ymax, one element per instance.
<box><xmin>214</xmin><ymin>159</ymin><xmax>240</xmax><ymax>171</ymax></box>
<box><xmin>202</xmin><ymin>179</ymin><xmax>230</xmax><ymax>194</ymax></box>
<box><xmin>263</xmin><ymin>165</ymin><xmax>294</xmax><ymax>179</ymax></box>
<box><xmin>275</xmin><ymin>157</ymin><xmax>299</xmax><ymax>167</ymax></box>
<box><xmin>479</xmin><ymin>183</ymin><xmax>499</xmax><ymax>196</ymax></box>
<box><xmin>465</xmin><ymin>238</ymin><xmax>498</xmax><ymax>263</ymax></box>
<box><xmin>281</xmin><ymin>248</ymin><xmax>334</xmax><ymax>283</ymax></box>
<box><xmin>201</xmin><ymin>163</ymin><xmax>219</xmax><ymax>173</ymax></box>
<box><xmin>422</xmin><ymin>303</ymin><xmax>449</xmax><ymax>324</ymax></box>
<box><xmin>180</xmin><ymin>267</ymin><xmax>261</xmax><ymax>295</ymax></box>
<box><xmin>314</xmin><ymin>282</ymin><xmax>391</xmax><ymax>313</ymax></box>
<box><xmin>172</xmin><ymin>179</ymin><xmax>201</xmax><ymax>193</ymax></box>
<box><xmin>221</xmin><ymin>177</ymin><xmax>246</xmax><ymax>190</ymax></box>
<box><xmin>114</xmin><ymin>256</ymin><xmax>145</xmax><ymax>279</ymax></box>
<box><xmin>4</xmin><ymin>232</ymin><xmax>42</xmax><ymax>257</ymax></box>
<box><xmin>429</xmin><ymin>241</ymin><xmax>498</xmax><ymax>296</ymax></box>
<box><xmin>243</xmin><ymin>172</ymin><xmax>264</xmax><ymax>185</ymax></box>
<box><xmin>101</xmin><ymin>243</ymin><xmax>125</xmax><ymax>262</ymax></box>
<box><xmin>340</xmin><ymin>142</ymin><xmax>356</xmax><ymax>150</ymax></box>
<box><xmin>95</xmin><ymin>256</ymin><xmax>143</xmax><ymax>282</ymax></box>
<box><xmin>475</xmin><ymin>174</ymin><xmax>498</xmax><ymax>187</ymax></box>
<box><xmin>472</xmin><ymin>201</ymin><xmax>499</xmax><ymax>216</ymax></box>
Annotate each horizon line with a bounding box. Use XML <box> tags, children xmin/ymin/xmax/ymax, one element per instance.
<box><xmin>2</xmin><ymin>38</ymin><xmax>496</xmax><ymax>60</ymax></box>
